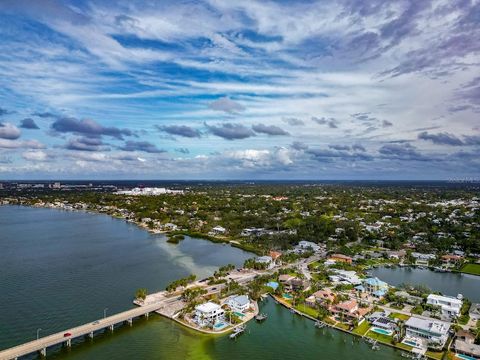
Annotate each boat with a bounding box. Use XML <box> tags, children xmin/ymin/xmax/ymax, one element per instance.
<box><xmin>315</xmin><ymin>321</ymin><xmax>325</xmax><ymax>328</ymax></box>
<box><xmin>229</xmin><ymin>325</ymin><xmax>246</xmax><ymax>339</ymax></box>
<box><xmin>255</xmin><ymin>313</ymin><xmax>268</xmax><ymax>321</ymax></box>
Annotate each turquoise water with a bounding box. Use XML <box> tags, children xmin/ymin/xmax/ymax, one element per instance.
<box><xmin>283</xmin><ymin>293</ymin><xmax>293</xmax><ymax>299</ymax></box>
<box><xmin>233</xmin><ymin>312</ymin><xmax>245</xmax><ymax>317</ymax></box>
<box><xmin>371</xmin><ymin>328</ymin><xmax>392</xmax><ymax>335</ymax></box>
<box><xmin>213</xmin><ymin>322</ymin><xmax>228</xmax><ymax>330</ymax></box>
<box><xmin>456</xmin><ymin>354</ymin><xmax>476</xmax><ymax>360</ymax></box>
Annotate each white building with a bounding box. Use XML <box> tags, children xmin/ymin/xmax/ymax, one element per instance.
<box><xmin>404</xmin><ymin>316</ymin><xmax>450</xmax><ymax>349</ymax></box>
<box><xmin>226</xmin><ymin>295</ymin><xmax>250</xmax><ymax>313</ymax></box>
<box><xmin>295</xmin><ymin>241</ymin><xmax>321</xmax><ymax>253</ymax></box>
<box><xmin>194</xmin><ymin>302</ymin><xmax>225</xmax><ymax>327</ymax></box>
<box><xmin>329</xmin><ymin>269</ymin><xmax>362</xmax><ymax>285</ymax></box>
<box><xmin>427</xmin><ymin>294</ymin><xmax>462</xmax><ymax>318</ymax></box>
<box><xmin>210</xmin><ymin>225</ymin><xmax>226</xmax><ymax>235</ymax></box>
<box><xmin>256</xmin><ymin>256</ymin><xmax>274</xmax><ymax>269</ymax></box>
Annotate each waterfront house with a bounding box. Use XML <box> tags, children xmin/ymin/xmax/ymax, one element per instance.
<box><xmin>210</xmin><ymin>225</ymin><xmax>227</xmax><ymax>235</ymax></box>
<box><xmin>411</xmin><ymin>252</ymin><xmax>436</xmax><ymax>266</ymax></box>
<box><xmin>331</xmin><ymin>269</ymin><xmax>362</xmax><ymax>286</ymax></box>
<box><xmin>226</xmin><ymin>295</ymin><xmax>250</xmax><ymax>313</ymax></box>
<box><xmin>454</xmin><ymin>340</ymin><xmax>480</xmax><ymax>359</ymax></box>
<box><xmin>404</xmin><ymin>316</ymin><xmax>450</xmax><ymax>349</ymax></box>
<box><xmin>362</xmin><ymin>277</ymin><xmax>389</xmax><ymax>298</ymax></box>
<box><xmin>469</xmin><ymin>303</ymin><xmax>480</xmax><ymax>321</ymax></box>
<box><xmin>332</xmin><ymin>299</ymin><xmax>370</xmax><ymax>322</ymax></box>
<box><xmin>269</xmin><ymin>250</ymin><xmax>282</xmax><ymax>262</ymax></box>
<box><xmin>309</xmin><ymin>289</ymin><xmax>335</xmax><ymax>306</ymax></box>
<box><xmin>426</xmin><ymin>294</ymin><xmax>462</xmax><ymax>318</ymax></box>
<box><xmin>328</xmin><ymin>254</ymin><xmax>353</xmax><ymax>264</ymax></box>
<box><xmin>394</xmin><ymin>291</ymin><xmax>423</xmax><ymax>305</ymax></box>
<box><xmin>194</xmin><ymin>302</ymin><xmax>225</xmax><ymax>328</ymax></box>
<box><xmin>282</xmin><ymin>277</ymin><xmax>308</xmax><ymax>292</ymax></box>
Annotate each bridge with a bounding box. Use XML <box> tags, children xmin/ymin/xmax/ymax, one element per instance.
<box><xmin>0</xmin><ymin>302</ymin><xmax>165</xmax><ymax>360</ymax></box>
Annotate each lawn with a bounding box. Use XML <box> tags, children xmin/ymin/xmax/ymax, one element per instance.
<box><xmin>366</xmin><ymin>330</ymin><xmax>393</xmax><ymax>344</ymax></box>
<box><xmin>335</xmin><ymin>322</ymin><xmax>350</xmax><ymax>330</ymax></box>
<box><xmin>425</xmin><ymin>350</ymin><xmax>444</xmax><ymax>360</ymax></box>
<box><xmin>352</xmin><ymin>321</ymin><xmax>370</xmax><ymax>335</ymax></box>
<box><xmin>460</xmin><ymin>263</ymin><xmax>480</xmax><ymax>276</ymax></box>
<box><xmin>389</xmin><ymin>312</ymin><xmax>410</xmax><ymax>321</ymax></box>
<box><xmin>395</xmin><ymin>343</ymin><xmax>413</xmax><ymax>352</ymax></box>
<box><xmin>294</xmin><ymin>304</ymin><xmax>319</xmax><ymax>318</ymax></box>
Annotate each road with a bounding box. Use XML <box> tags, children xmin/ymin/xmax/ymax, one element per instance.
<box><xmin>0</xmin><ymin>302</ymin><xmax>164</xmax><ymax>360</ymax></box>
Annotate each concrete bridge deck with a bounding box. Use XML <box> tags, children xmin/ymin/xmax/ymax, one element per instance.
<box><xmin>0</xmin><ymin>302</ymin><xmax>163</xmax><ymax>360</ymax></box>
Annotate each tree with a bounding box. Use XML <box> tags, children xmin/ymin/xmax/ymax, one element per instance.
<box><xmin>135</xmin><ymin>288</ymin><xmax>148</xmax><ymax>300</ymax></box>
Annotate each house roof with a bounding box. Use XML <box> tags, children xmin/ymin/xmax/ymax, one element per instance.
<box><xmin>196</xmin><ymin>301</ymin><xmax>221</xmax><ymax>313</ymax></box>
<box><xmin>405</xmin><ymin>316</ymin><xmax>450</xmax><ymax>335</ymax></box>
<box><xmin>256</xmin><ymin>256</ymin><xmax>273</xmax><ymax>263</ymax></box>
<box><xmin>427</xmin><ymin>294</ymin><xmax>462</xmax><ymax>305</ymax></box>
<box><xmin>313</xmin><ymin>289</ymin><xmax>335</xmax><ymax>300</ymax></box>
<box><xmin>330</xmin><ymin>254</ymin><xmax>352</xmax><ymax>260</ymax></box>
<box><xmin>336</xmin><ymin>299</ymin><xmax>358</xmax><ymax>311</ymax></box>
<box><xmin>230</xmin><ymin>295</ymin><xmax>249</xmax><ymax>307</ymax></box>
<box><xmin>455</xmin><ymin>340</ymin><xmax>480</xmax><ymax>357</ymax></box>
<box><xmin>364</xmin><ymin>277</ymin><xmax>388</xmax><ymax>287</ymax></box>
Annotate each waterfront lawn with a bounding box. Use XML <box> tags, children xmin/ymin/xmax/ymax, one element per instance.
<box><xmin>366</xmin><ymin>330</ymin><xmax>393</xmax><ymax>345</ymax></box>
<box><xmin>460</xmin><ymin>263</ymin><xmax>480</xmax><ymax>276</ymax></box>
<box><xmin>389</xmin><ymin>312</ymin><xmax>410</xmax><ymax>321</ymax></box>
<box><xmin>425</xmin><ymin>350</ymin><xmax>444</xmax><ymax>360</ymax></box>
<box><xmin>324</xmin><ymin>317</ymin><xmax>336</xmax><ymax>325</ymax></box>
<box><xmin>294</xmin><ymin>304</ymin><xmax>318</xmax><ymax>319</ymax></box>
<box><xmin>352</xmin><ymin>321</ymin><xmax>370</xmax><ymax>336</ymax></box>
<box><xmin>395</xmin><ymin>343</ymin><xmax>413</xmax><ymax>352</ymax></box>
<box><xmin>335</xmin><ymin>322</ymin><xmax>350</xmax><ymax>331</ymax></box>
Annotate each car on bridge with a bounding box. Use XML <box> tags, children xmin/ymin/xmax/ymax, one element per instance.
<box><xmin>63</xmin><ymin>332</ymin><xmax>72</xmax><ymax>337</ymax></box>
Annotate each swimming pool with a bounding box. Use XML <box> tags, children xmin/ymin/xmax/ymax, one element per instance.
<box><xmin>371</xmin><ymin>327</ymin><xmax>393</xmax><ymax>336</ymax></box>
<box><xmin>234</xmin><ymin>311</ymin><xmax>246</xmax><ymax>317</ymax></box>
<box><xmin>402</xmin><ymin>339</ymin><xmax>421</xmax><ymax>348</ymax></box>
<box><xmin>456</xmin><ymin>354</ymin><xmax>476</xmax><ymax>360</ymax></box>
<box><xmin>283</xmin><ymin>293</ymin><xmax>293</xmax><ymax>299</ymax></box>
<box><xmin>213</xmin><ymin>322</ymin><xmax>228</xmax><ymax>330</ymax></box>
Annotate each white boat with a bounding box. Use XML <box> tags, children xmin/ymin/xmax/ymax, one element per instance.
<box><xmin>229</xmin><ymin>325</ymin><xmax>246</xmax><ymax>339</ymax></box>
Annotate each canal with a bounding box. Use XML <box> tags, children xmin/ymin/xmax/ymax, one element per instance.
<box><xmin>370</xmin><ymin>266</ymin><xmax>480</xmax><ymax>302</ymax></box>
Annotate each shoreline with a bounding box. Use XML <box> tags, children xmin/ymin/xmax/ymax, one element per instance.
<box><xmin>270</xmin><ymin>294</ymin><xmax>446</xmax><ymax>360</ymax></box>
<box><xmin>1</xmin><ymin>202</ymin><xmax>261</xmax><ymax>256</ymax></box>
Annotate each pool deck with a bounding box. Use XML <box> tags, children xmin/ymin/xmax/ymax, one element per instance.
<box><xmin>168</xmin><ymin>300</ymin><xmax>259</xmax><ymax>335</ymax></box>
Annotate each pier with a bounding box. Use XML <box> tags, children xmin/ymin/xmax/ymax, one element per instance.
<box><xmin>0</xmin><ymin>302</ymin><xmax>165</xmax><ymax>360</ymax></box>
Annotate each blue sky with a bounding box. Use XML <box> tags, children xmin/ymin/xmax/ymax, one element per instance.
<box><xmin>0</xmin><ymin>0</ymin><xmax>479</xmax><ymax>180</ymax></box>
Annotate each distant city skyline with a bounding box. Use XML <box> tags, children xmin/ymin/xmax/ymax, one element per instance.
<box><xmin>0</xmin><ymin>0</ymin><xmax>479</xmax><ymax>180</ymax></box>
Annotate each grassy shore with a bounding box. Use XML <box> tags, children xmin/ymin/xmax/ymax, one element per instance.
<box><xmin>460</xmin><ymin>263</ymin><xmax>480</xmax><ymax>276</ymax></box>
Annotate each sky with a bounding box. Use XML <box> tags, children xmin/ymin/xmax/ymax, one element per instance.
<box><xmin>0</xmin><ymin>0</ymin><xmax>479</xmax><ymax>180</ymax></box>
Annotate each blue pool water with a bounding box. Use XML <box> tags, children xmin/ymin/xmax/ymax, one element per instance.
<box><xmin>372</xmin><ymin>327</ymin><xmax>392</xmax><ymax>336</ymax></box>
<box><xmin>283</xmin><ymin>293</ymin><xmax>293</xmax><ymax>299</ymax></box>
<box><xmin>403</xmin><ymin>340</ymin><xmax>418</xmax><ymax>347</ymax></box>
<box><xmin>456</xmin><ymin>354</ymin><xmax>476</xmax><ymax>360</ymax></box>
<box><xmin>213</xmin><ymin>322</ymin><xmax>228</xmax><ymax>330</ymax></box>
<box><xmin>234</xmin><ymin>312</ymin><xmax>245</xmax><ymax>318</ymax></box>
